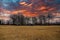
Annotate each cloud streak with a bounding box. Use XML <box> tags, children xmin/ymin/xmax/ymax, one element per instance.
<box><xmin>0</xmin><ymin>0</ymin><xmax>60</xmax><ymax>17</ymax></box>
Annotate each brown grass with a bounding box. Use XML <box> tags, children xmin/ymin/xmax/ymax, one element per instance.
<box><xmin>0</xmin><ymin>25</ymin><xmax>60</xmax><ymax>40</ymax></box>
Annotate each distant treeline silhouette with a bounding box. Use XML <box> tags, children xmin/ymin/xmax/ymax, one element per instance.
<box><xmin>0</xmin><ymin>13</ymin><xmax>60</xmax><ymax>25</ymax></box>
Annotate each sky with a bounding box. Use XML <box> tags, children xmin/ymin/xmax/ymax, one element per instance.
<box><xmin>0</xmin><ymin>0</ymin><xmax>60</xmax><ymax>17</ymax></box>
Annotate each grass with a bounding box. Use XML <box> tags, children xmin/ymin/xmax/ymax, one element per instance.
<box><xmin>0</xmin><ymin>25</ymin><xmax>60</xmax><ymax>40</ymax></box>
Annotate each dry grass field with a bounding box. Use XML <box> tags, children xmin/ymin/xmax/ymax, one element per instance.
<box><xmin>0</xmin><ymin>25</ymin><xmax>60</xmax><ymax>40</ymax></box>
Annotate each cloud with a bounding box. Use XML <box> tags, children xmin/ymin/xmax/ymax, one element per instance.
<box><xmin>0</xmin><ymin>0</ymin><xmax>60</xmax><ymax>17</ymax></box>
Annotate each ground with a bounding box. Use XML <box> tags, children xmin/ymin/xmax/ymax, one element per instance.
<box><xmin>0</xmin><ymin>25</ymin><xmax>60</xmax><ymax>40</ymax></box>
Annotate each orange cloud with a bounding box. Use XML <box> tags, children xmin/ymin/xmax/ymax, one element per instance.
<box><xmin>20</xmin><ymin>2</ymin><xmax>28</xmax><ymax>6</ymax></box>
<box><xmin>40</xmin><ymin>6</ymin><xmax>47</xmax><ymax>10</ymax></box>
<box><xmin>22</xmin><ymin>10</ymin><xmax>38</xmax><ymax>17</ymax></box>
<box><xmin>0</xmin><ymin>8</ymin><xmax>11</xmax><ymax>14</ymax></box>
<box><xmin>0</xmin><ymin>0</ymin><xmax>57</xmax><ymax>18</ymax></box>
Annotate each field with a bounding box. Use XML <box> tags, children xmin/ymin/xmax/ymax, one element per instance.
<box><xmin>0</xmin><ymin>25</ymin><xmax>60</xmax><ymax>40</ymax></box>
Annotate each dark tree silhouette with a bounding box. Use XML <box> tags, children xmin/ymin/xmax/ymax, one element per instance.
<box><xmin>39</xmin><ymin>15</ymin><xmax>46</xmax><ymax>24</ymax></box>
<box><xmin>10</xmin><ymin>13</ymin><xmax>24</xmax><ymax>25</ymax></box>
<box><xmin>47</xmin><ymin>13</ymin><xmax>53</xmax><ymax>19</ymax></box>
<box><xmin>10</xmin><ymin>14</ymin><xmax>17</xmax><ymax>25</ymax></box>
<box><xmin>47</xmin><ymin>13</ymin><xmax>54</xmax><ymax>24</ymax></box>
<box><xmin>0</xmin><ymin>20</ymin><xmax>1</xmax><ymax>24</ymax></box>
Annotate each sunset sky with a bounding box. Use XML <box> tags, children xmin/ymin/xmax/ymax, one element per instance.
<box><xmin>0</xmin><ymin>0</ymin><xmax>60</xmax><ymax>17</ymax></box>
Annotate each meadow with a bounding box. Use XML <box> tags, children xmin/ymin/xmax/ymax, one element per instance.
<box><xmin>0</xmin><ymin>25</ymin><xmax>60</xmax><ymax>40</ymax></box>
